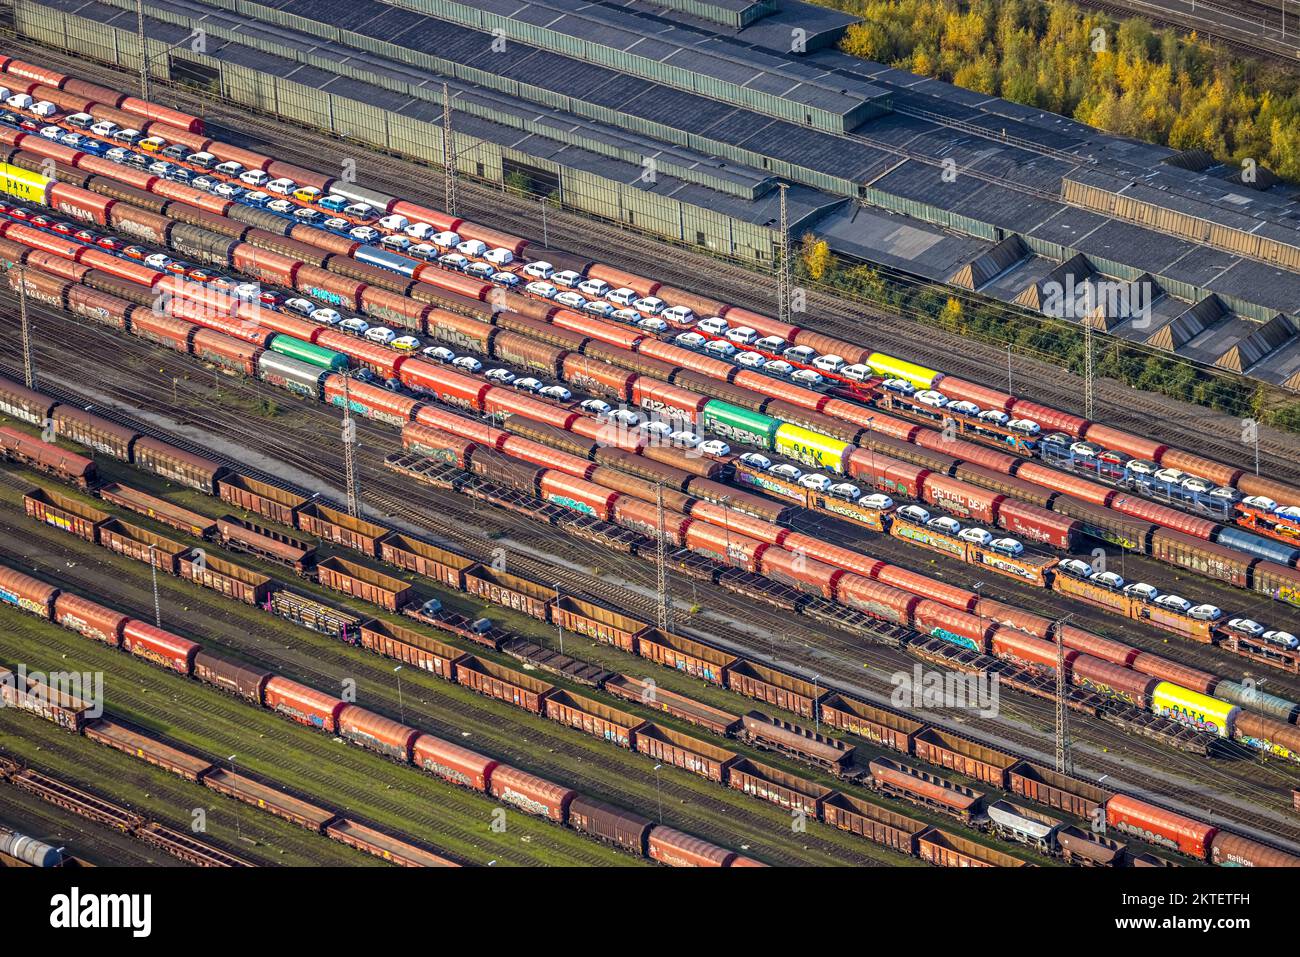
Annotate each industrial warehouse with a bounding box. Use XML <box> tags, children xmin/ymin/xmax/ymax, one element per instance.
<box><xmin>0</xmin><ymin>0</ymin><xmax>1294</xmax><ymax>927</ymax></box>
<box><xmin>7</xmin><ymin>0</ymin><xmax>1300</xmax><ymax>387</ymax></box>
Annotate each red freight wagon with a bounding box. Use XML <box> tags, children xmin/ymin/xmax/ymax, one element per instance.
<box><xmin>121</xmin><ymin>620</ymin><xmax>199</xmax><ymax>674</ymax></box>
<box><xmin>538</xmin><ymin>471</ymin><xmax>616</xmax><ymax>518</ymax></box>
<box><xmin>415</xmin><ymin>269</ymin><xmax>490</xmax><ymax>302</ymax></box>
<box><xmin>834</xmin><ymin>575</ymin><xmax>919</xmax><ymax>625</ymax></box>
<box><xmin>336</xmin><ymin>706</ymin><xmax>420</xmax><ymax>762</ymax></box>
<box><xmin>688</xmin><ymin>500</ymin><xmax>786</xmax><ymax>546</ymax></box>
<box><xmin>550</xmin><ymin>309</ymin><xmax>643</xmax><ymax>350</ymax></box>
<box><xmin>875</xmin><ymin>565</ymin><xmax>978</xmax><ymax>612</ymax></box>
<box><xmin>1081</xmin><ymin>424</ymin><xmax>1167</xmax><ymax>462</ymax></box>
<box><xmin>1129</xmin><ymin>653</ymin><xmax>1218</xmax><ymax>695</ymax></box>
<box><xmin>1106</xmin><ymin>794</ymin><xmax>1216</xmax><ymax>858</ymax></box>
<box><xmin>822</xmin><ymin>792</ymin><xmax>929</xmax><ymax>855</ymax></box>
<box><xmin>119</xmin><ymin>97</ymin><xmax>204</xmax><ymax>134</ymax></box>
<box><xmin>996</xmin><ymin>499</ymin><xmax>1079</xmax><ymax>550</ymax></box>
<box><xmin>637</xmin><ymin>339</ymin><xmax>735</xmax><ymax>381</ymax></box>
<box><xmin>611</xmin><ymin>496</ymin><xmax>692</xmax><ymax>545</ymax></box>
<box><xmin>684</xmin><ymin>522</ymin><xmax>766</xmax><ymax>571</ymax></box>
<box><xmin>1009</xmin><ymin>400</ymin><xmax>1089</xmax><ymax>437</ymax></box>
<box><xmin>921</xmin><ymin>473</ymin><xmax>1003</xmax><ymax>523</ymax></box>
<box><xmin>412</xmin><ymin>734</ymin><xmax>498</xmax><ymax>791</ymax></box>
<box><xmin>48</xmin><ymin>182</ymin><xmax>115</xmax><ymax>225</ymax></box>
<box><xmin>1112</xmin><ymin>497</ymin><xmax>1217</xmax><ymax>540</ymax></box>
<box><xmin>400</xmin><ymin>360</ymin><xmax>490</xmax><ymax>411</ymax></box>
<box><xmin>733</xmin><ymin>369</ymin><xmax>830</xmax><ymax>411</ymax></box>
<box><xmin>647</xmin><ymin>826</ymin><xmax>737</xmax><ymax>867</ymax></box>
<box><xmin>630</xmin><ymin>377</ymin><xmax>709</xmax><ymax>425</ymax></box>
<box><xmin>481</xmin><ymin>389</ymin><xmax>578</xmax><ymax>429</ymax></box>
<box><xmin>387</xmin><ymin>201</ymin><xmax>461</xmax><ymax>234</ymax></box>
<box><xmin>1057</xmin><ymin>624</ymin><xmax>1138</xmax><ymax>666</ymax></box>
<box><xmin>586</xmin><ymin>264</ymin><xmax>659</xmax><ymax>298</ymax></box>
<box><xmin>500</xmin><ymin>436</ymin><xmax>595</xmax><ymax>479</ymax></box>
<box><xmin>53</xmin><ymin>593</ymin><xmax>128</xmax><ymax>646</ymax></box>
<box><xmin>323</xmin><ymin>376</ymin><xmax>422</xmax><ymax>427</ymax></box>
<box><xmin>0</xmin><ymin>565</ymin><xmax>58</xmax><ymax>617</ymax></box>
<box><xmin>779</xmin><ymin>535</ymin><xmax>884</xmax><ymax>579</ymax></box>
<box><xmin>933</xmin><ymin>377</ymin><xmax>1016</xmax><ymax>413</ymax></box>
<box><xmin>413</xmin><ymin>404</ymin><xmax>503</xmax><ymax>446</ymax></box>
<box><xmin>718</xmin><ymin>306</ymin><xmax>800</xmax><ymax>342</ymax></box>
<box><xmin>358</xmin><ymin>619</ymin><xmax>467</xmax><ymax>679</ymax></box>
<box><xmin>314</xmin><ymin>331</ymin><xmax>406</xmax><ymax>378</ymax></box>
<box><xmin>974</xmin><ymin>598</ymin><xmax>1054</xmax><ymax>638</ymax></box>
<box><xmin>232</xmin><ymin>243</ymin><xmax>299</xmax><ymax>287</ymax></box>
<box><xmin>1070</xmin><ymin>654</ymin><xmax>1156</xmax><ymax>708</ymax></box>
<box><xmin>1155</xmin><ymin>449</ymin><xmax>1242</xmax><ymax>488</ymax></box>
<box><xmin>1015</xmin><ymin>461</ymin><xmax>1115</xmax><ymax>507</ymax></box>
<box><xmin>990</xmin><ymin>627</ymin><xmax>1075</xmax><ymax>673</ymax></box>
<box><xmin>191</xmin><ymin>329</ymin><xmax>262</xmax><ymax>376</ymax></box>
<box><xmin>487</xmin><ymin>765</ymin><xmax>576</xmax><ymax>822</ymax></box>
<box><xmin>452</xmin><ymin>222</ymin><xmax>528</xmax><ymax>258</ymax></box>
<box><xmin>263</xmin><ymin>676</ymin><xmax>347</xmax><ymax>732</ymax></box>
<box><xmin>651</xmin><ymin>284</ymin><xmax>726</xmax><ymax>319</ymax></box>
<box><xmin>758</xmin><ymin>547</ymin><xmax>842</xmax><ymax>598</ymax></box>
<box><xmin>913</xmin><ymin>601</ymin><xmax>991</xmax><ymax>652</ymax></box>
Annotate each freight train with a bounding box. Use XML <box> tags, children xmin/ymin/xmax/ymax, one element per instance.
<box><xmin>5</xmin><ymin>396</ymin><xmax>1299</xmax><ymax>867</ymax></box>
<box><xmin>0</xmin><ymin>560</ymin><xmax>755</xmax><ymax>867</ymax></box>
<box><xmin>0</xmin><ymin>62</ymin><xmax>1297</xmax><ymax>546</ymax></box>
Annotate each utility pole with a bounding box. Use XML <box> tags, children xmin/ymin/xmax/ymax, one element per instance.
<box><xmin>148</xmin><ymin>543</ymin><xmax>162</xmax><ymax>627</ymax></box>
<box><xmin>554</xmin><ymin>584</ymin><xmax>564</xmax><ymax>654</ymax></box>
<box><xmin>1055</xmin><ymin>616</ymin><xmax>1073</xmax><ymax>776</ymax></box>
<box><xmin>341</xmin><ymin>375</ymin><xmax>360</xmax><ymax>517</ymax></box>
<box><xmin>1083</xmin><ymin>320</ymin><xmax>1095</xmax><ymax>421</ymax></box>
<box><xmin>655</xmin><ymin>484</ymin><xmax>672</xmax><ymax>632</ymax></box>
<box><xmin>1006</xmin><ymin>342</ymin><xmax>1012</xmax><ymax>395</ymax></box>
<box><xmin>776</xmin><ymin>182</ymin><xmax>793</xmax><ymax>326</ymax></box>
<box><xmin>135</xmin><ymin>0</ymin><xmax>151</xmax><ymax>101</ymax></box>
<box><xmin>442</xmin><ymin>82</ymin><xmax>457</xmax><ymax>217</ymax></box>
<box><xmin>18</xmin><ymin>270</ymin><xmax>35</xmax><ymax>389</ymax></box>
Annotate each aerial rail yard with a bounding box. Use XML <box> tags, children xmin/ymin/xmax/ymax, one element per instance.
<box><xmin>0</xmin><ymin>49</ymin><xmax>1297</xmax><ymax>911</ymax></box>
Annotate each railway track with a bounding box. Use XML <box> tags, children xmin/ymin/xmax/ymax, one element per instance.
<box><xmin>1079</xmin><ymin>0</ymin><xmax>1300</xmax><ymax>63</ymax></box>
<box><xmin>6</xmin><ymin>38</ymin><xmax>1299</xmax><ymax>489</ymax></box>
<box><xmin>6</xmin><ymin>315</ymin><xmax>1299</xmax><ymax>854</ymax></box>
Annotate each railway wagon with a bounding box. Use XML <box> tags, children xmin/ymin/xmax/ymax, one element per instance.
<box><xmin>910</xmin><ymin>727</ymin><xmax>1018</xmax><ymax>788</ymax></box>
<box><xmin>358</xmin><ymin>618</ymin><xmax>468</xmax><ymax>680</ymax></box>
<box><xmin>178</xmin><ymin>550</ymin><xmax>276</xmax><ymax>606</ymax></box>
<box><xmin>817</xmin><ymin>693</ymin><xmax>924</xmax><ymax>754</ymax></box>
<box><xmin>23</xmin><ymin>486</ymin><xmax>108</xmax><ymax>540</ymax></box>
<box><xmin>217</xmin><ymin>515</ymin><xmax>317</xmax><ymax>574</ymax></box>
<box><xmin>324</xmin><ymin>819</ymin><xmax>460</xmax><ymax>868</ymax></box>
<box><xmin>295</xmin><ymin>501</ymin><xmax>390</xmax><ymax>556</ymax></box>
<box><xmin>378</xmin><ymin>532</ymin><xmax>476</xmax><ymax>590</ymax></box>
<box><xmin>1006</xmin><ymin>761</ymin><xmax>1112</xmax><ymax>821</ymax></box>
<box><xmin>543</xmin><ymin>690</ymin><xmax>646</xmax><ymax>748</ymax></box>
<box><xmin>567</xmin><ymin>796</ymin><xmax>653</xmax><ymax>855</ymax></box>
<box><xmin>263</xmin><ymin>676</ymin><xmax>347</xmax><ymax>732</ymax></box>
<box><xmin>411</xmin><ymin>733</ymin><xmax>499</xmax><ymax>792</ymax></box>
<box><xmin>454</xmin><ymin>655</ymin><xmax>555</xmax><ymax>713</ymax></box>
<box><xmin>202</xmin><ymin>769</ymin><xmax>338</xmax><ymax>833</ymax></box>
<box><xmin>549</xmin><ymin>595</ymin><xmax>648</xmax><ymax>653</ymax></box>
<box><xmin>634</xmin><ymin>628</ymin><xmax>738</xmax><ymax>686</ymax></box>
<box><xmin>84</xmin><ymin>718</ymin><xmax>216</xmax><ymax>781</ymax></box>
<box><xmin>727</xmin><ymin>758</ymin><xmax>833</xmax><ymax>817</ymax></box>
<box><xmin>53</xmin><ymin>592</ymin><xmax>128</xmax><ymax>646</ymax></box>
<box><xmin>647</xmin><ymin>826</ymin><xmax>738</xmax><ymax>867</ymax></box>
<box><xmin>917</xmin><ymin>827</ymin><xmax>1030</xmax><ymax>868</ymax></box>
<box><xmin>98</xmin><ymin>483</ymin><xmax>217</xmax><ymax>539</ymax></box>
<box><xmin>739</xmin><ymin>712</ymin><xmax>856</xmax><ymax>775</ymax></box>
<box><xmin>131</xmin><ymin>437</ymin><xmax>227</xmax><ymax>493</ymax></box>
<box><xmin>121</xmin><ymin>620</ymin><xmax>200</xmax><ymax>674</ymax></box>
<box><xmin>632</xmin><ymin>723</ymin><xmax>740</xmax><ymax>783</ymax></box>
<box><xmin>95</xmin><ymin>517</ymin><xmax>189</xmax><ymax>573</ymax></box>
<box><xmin>462</xmin><ymin>565</ymin><xmax>555</xmax><ymax>621</ymax></box>
<box><xmin>314</xmin><ymin>555</ymin><xmax>414</xmax><ymax>611</ymax></box>
<box><xmin>1105</xmin><ymin>794</ymin><xmax>1218</xmax><ymax>858</ymax></box>
<box><xmin>216</xmin><ymin>472</ymin><xmax>309</xmax><ymax>526</ymax></box>
<box><xmin>192</xmin><ymin>650</ymin><xmax>273</xmax><ymax>704</ymax></box>
<box><xmin>822</xmin><ymin>792</ymin><xmax>931</xmax><ymax>856</ymax></box>
<box><xmin>725</xmin><ymin>660</ymin><xmax>823</xmax><ymax>720</ymax></box>
<box><xmin>0</xmin><ymin>426</ymin><xmax>98</xmax><ymax>487</ymax></box>
<box><xmin>0</xmin><ymin>669</ymin><xmax>88</xmax><ymax>732</ymax></box>
<box><xmin>487</xmin><ymin>765</ymin><xmax>577</xmax><ymax>823</ymax></box>
<box><xmin>603</xmin><ymin>675</ymin><xmax>743</xmax><ymax>737</ymax></box>
<box><xmin>869</xmin><ymin>757</ymin><xmax>984</xmax><ymax>824</ymax></box>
